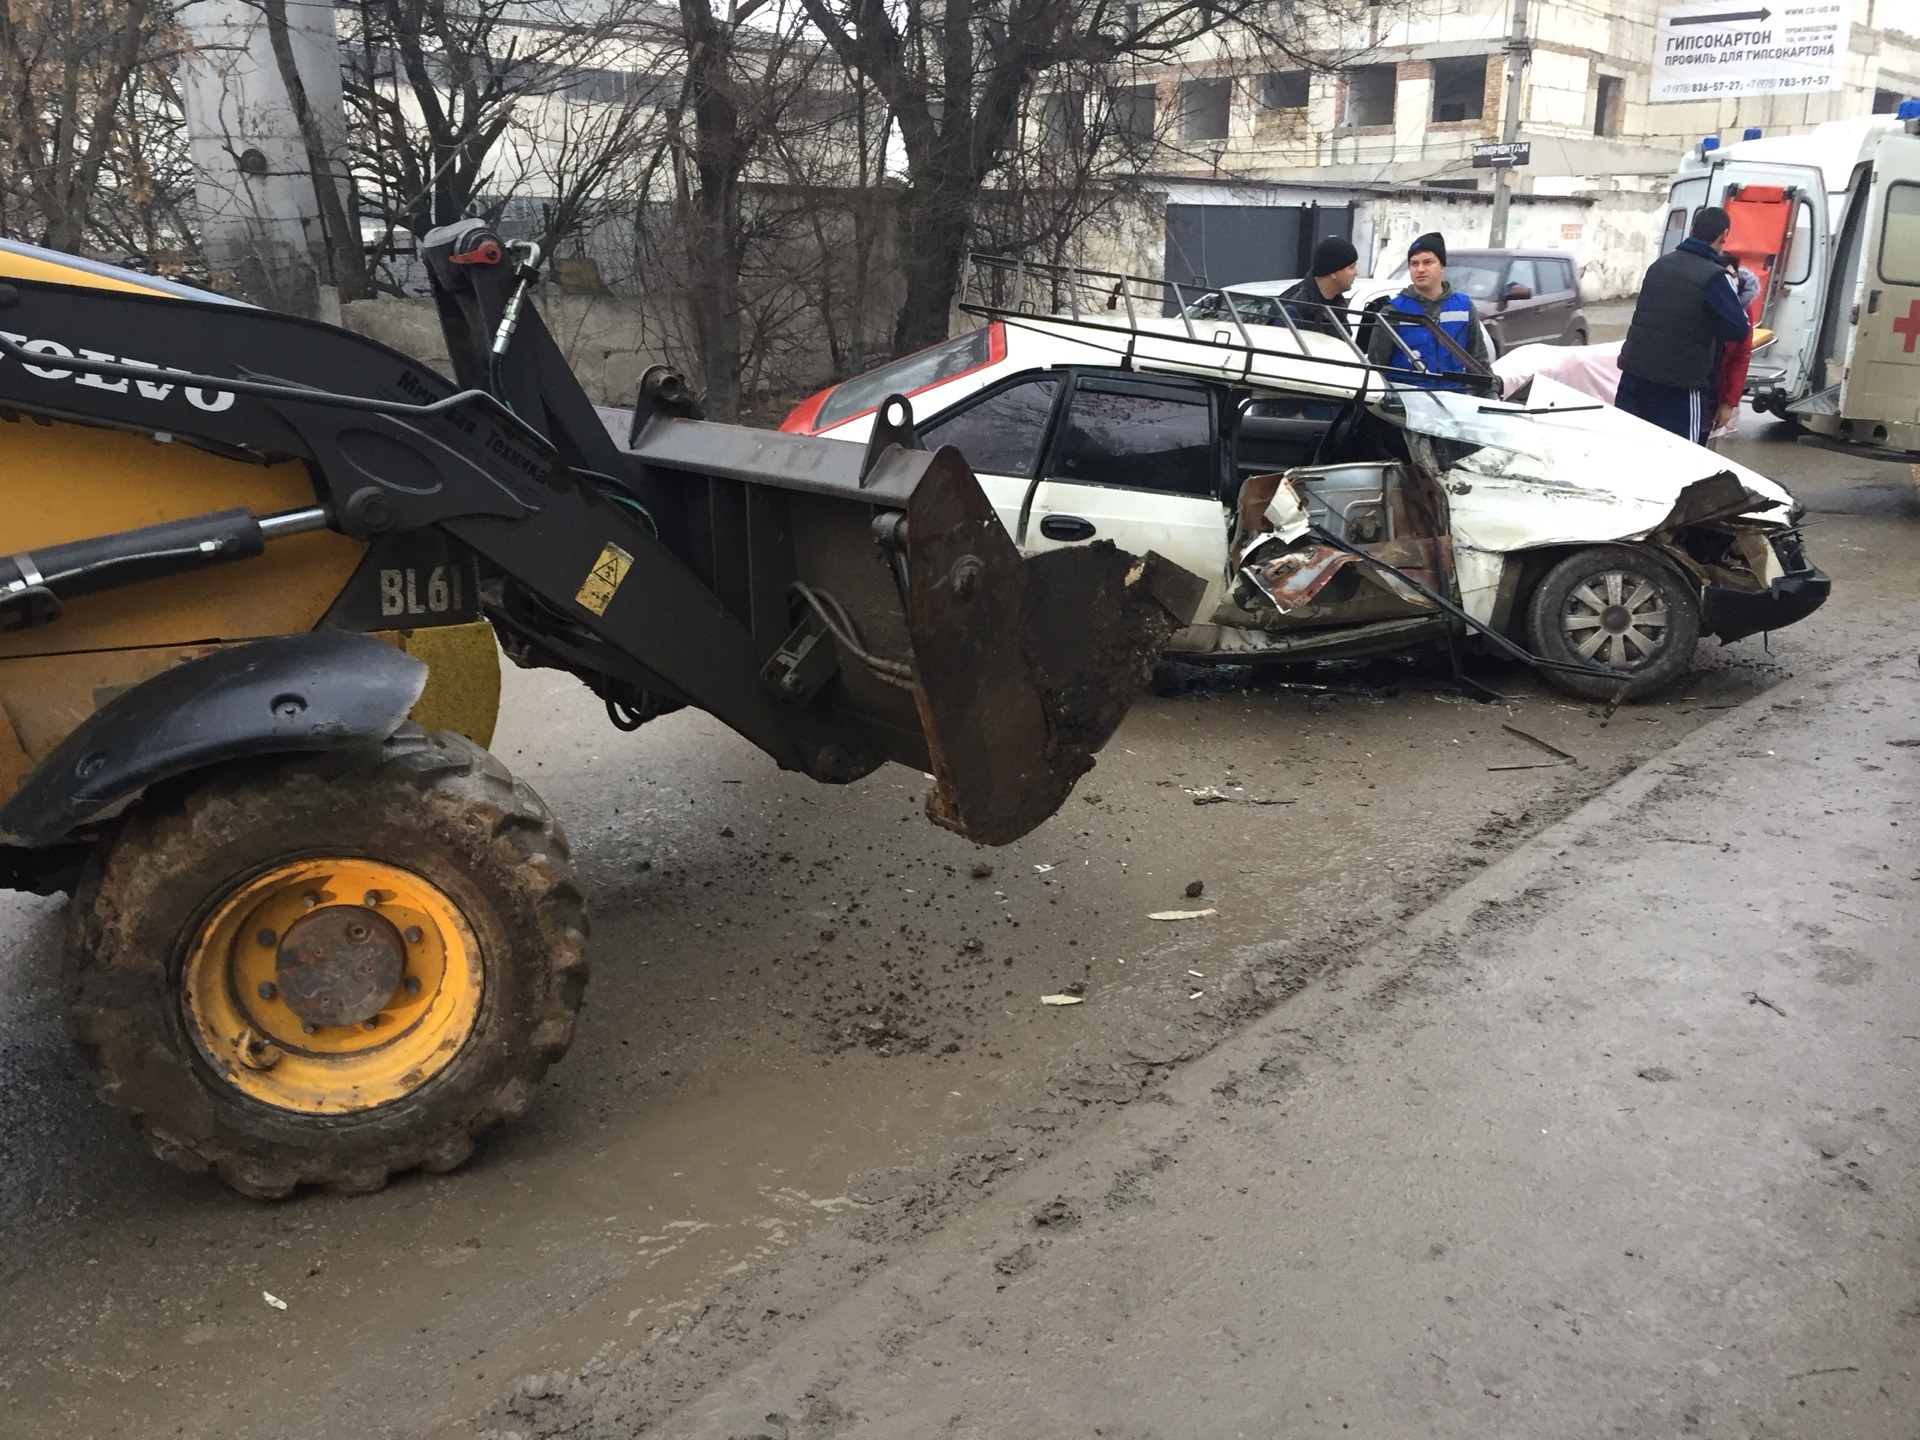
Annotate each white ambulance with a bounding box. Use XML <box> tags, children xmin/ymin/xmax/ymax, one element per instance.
<box><xmin>1663</xmin><ymin>103</ymin><xmax>1920</xmax><ymax>459</ymax></box>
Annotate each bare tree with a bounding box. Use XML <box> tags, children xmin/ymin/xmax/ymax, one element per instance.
<box><xmin>340</xmin><ymin>0</ymin><xmax>664</xmax><ymax>272</ymax></box>
<box><xmin>257</xmin><ymin>0</ymin><xmax>371</xmax><ymax>297</ymax></box>
<box><xmin>0</xmin><ymin>0</ymin><xmax>194</xmax><ymax>256</ymax></box>
<box><xmin>641</xmin><ymin>0</ymin><xmax>880</xmax><ymax>418</ymax></box>
<box><xmin>793</xmin><ymin>0</ymin><xmax>1354</xmax><ymax>352</ymax></box>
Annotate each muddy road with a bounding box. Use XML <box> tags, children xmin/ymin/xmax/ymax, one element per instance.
<box><xmin>1</xmin><ymin>429</ymin><xmax>1913</xmax><ymax>1438</ymax></box>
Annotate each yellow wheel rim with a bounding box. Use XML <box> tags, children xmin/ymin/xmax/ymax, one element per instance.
<box><xmin>181</xmin><ymin>858</ymin><xmax>484</xmax><ymax>1114</ymax></box>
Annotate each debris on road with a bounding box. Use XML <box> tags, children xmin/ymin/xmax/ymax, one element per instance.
<box><xmin>1185</xmin><ymin>880</ymin><xmax>1206</xmax><ymax>897</ymax></box>
<box><xmin>1041</xmin><ymin>994</ymin><xmax>1085</xmax><ymax>1006</ymax></box>
<box><xmin>1189</xmin><ymin>990</ymin><xmax>1205</xmax><ymax>1000</ymax></box>
<box><xmin>1503</xmin><ymin>723</ymin><xmax>1580</xmax><ymax>764</ymax></box>
<box><xmin>1186</xmin><ymin>786</ymin><xmax>1292</xmax><ymax>805</ymax></box>
<box><xmin>262</xmin><ymin>1292</ymin><xmax>287</xmax><ymax>1311</ymax></box>
<box><xmin>1489</xmin><ymin>761</ymin><xmax>1564</xmax><ymax>772</ymax></box>
<box><xmin>971</xmin><ymin>863</ymin><xmax>995</xmax><ymax>878</ymax></box>
<box><xmin>1746</xmin><ymin>990</ymin><xmax>1788</xmax><ymax>1017</ymax></box>
<box><xmin>1149</xmin><ymin>909</ymin><xmax>1217</xmax><ymax>921</ymax></box>
<box><xmin>1034</xmin><ymin>864</ymin><xmax>1056</xmax><ymax>873</ymax></box>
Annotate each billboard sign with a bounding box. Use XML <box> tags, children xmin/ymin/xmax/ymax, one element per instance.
<box><xmin>1649</xmin><ymin>2</ymin><xmax>1846</xmax><ymax>103</ymax></box>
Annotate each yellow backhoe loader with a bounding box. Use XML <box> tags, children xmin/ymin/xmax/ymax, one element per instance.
<box><xmin>0</xmin><ymin>223</ymin><xmax>1201</xmax><ymax>1197</ymax></box>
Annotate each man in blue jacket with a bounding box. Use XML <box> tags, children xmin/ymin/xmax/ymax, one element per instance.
<box><xmin>1615</xmin><ymin>206</ymin><xmax>1751</xmax><ymax>443</ymax></box>
<box><xmin>1364</xmin><ymin>232</ymin><xmax>1492</xmax><ymax>387</ymax></box>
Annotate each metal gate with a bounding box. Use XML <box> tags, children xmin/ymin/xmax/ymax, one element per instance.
<box><xmin>1163</xmin><ymin>203</ymin><xmax>1355</xmax><ymax>293</ymax></box>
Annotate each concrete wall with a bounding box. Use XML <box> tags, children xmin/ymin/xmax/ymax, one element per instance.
<box><xmin>340</xmin><ymin>291</ymin><xmax>682</xmax><ymax>408</ymax></box>
<box><xmin>1076</xmin><ymin>184</ymin><xmax>1664</xmax><ymax>302</ymax></box>
<box><xmin>1358</xmin><ymin>190</ymin><xmax>1664</xmax><ymax>300</ymax></box>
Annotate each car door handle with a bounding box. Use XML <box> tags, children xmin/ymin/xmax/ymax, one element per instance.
<box><xmin>1039</xmin><ymin>515</ymin><xmax>1096</xmax><ymax>542</ymax></box>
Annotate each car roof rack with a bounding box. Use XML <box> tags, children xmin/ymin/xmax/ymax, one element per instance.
<box><xmin>957</xmin><ymin>252</ymin><xmax>1497</xmax><ymax>399</ymax></box>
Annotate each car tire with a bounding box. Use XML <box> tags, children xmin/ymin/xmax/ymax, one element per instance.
<box><xmin>1524</xmin><ymin>545</ymin><xmax>1701</xmax><ymax>702</ymax></box>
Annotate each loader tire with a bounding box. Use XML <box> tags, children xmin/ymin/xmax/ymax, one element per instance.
<box><xmin>65</xmin><ymin>728</ymin><xmax>587</xmax><ymax>1199</ymax></box>
<box><xmin>1525</xmin><ymin>545</ymin><xmax>1701</xmax><ymax>702</ymax></box>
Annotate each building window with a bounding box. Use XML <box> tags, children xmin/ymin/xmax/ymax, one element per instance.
<box><xmin>1341</xmin><ymin>65</ymin><xmax>1396</xmax><ymax>128</ymax></box>
<box><xmin>1258</xmin><ymin>70</ymin><xmax>1309</xmax><ymax>110</ymax></box>
<box><xmin>1180</xmin><ymin>78</ymin><xmax>1232</xmax><ymax>141</ymax></box>
<box><xmin>1874</xmin><ymin>88</ymin><xmax>1905</xmax><ymax>114</ymax></box>
<box><xmin>1430</xmin><ymin>56</ymin><xmax>1487</xmax><ymax>124</ymax></box>
<box><xmin>1040</xmin><ymin>89</ymin><xmax>1084</xmax><ymax>152</ymax></box>
<box><xmin>1112</xmin><ymin>83</ymin><xmax>1157</xmax><ymax>143</ymax></box>
<box><xmin>1427</xmin><ymin>178</ymin><xmax>1479</xmax><ymax>191</ymax></box>
<box><xmin>1595</xmin><ymin>73</ymin><xmax>1623</xmax><ymax>136</ymax></box>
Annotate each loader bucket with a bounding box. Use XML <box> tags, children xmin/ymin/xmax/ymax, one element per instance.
<box><xmin>902</xmin><ymin>446</ymin><xmax>1205</xmax><ymax>845</ymax></box>
<box><xmin>618</xmin><ymin>411</ymin><xmax>1203</xmax><ymax>846</ymax></box>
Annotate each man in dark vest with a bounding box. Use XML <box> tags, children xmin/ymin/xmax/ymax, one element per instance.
<box><xmin>1275</xmin><ymin>237</ymin><xmax>1360</xmax><ymax>338</ymax></box>
<box><xmin>1364</xmin><ymin>232</ymin><xmax>1492</xmax><ymax>387</ymax></box>
<box><xmin>1615</xmin><ymin>206</ymin><xmax>1751</xmax><ymax>443</ymax></box>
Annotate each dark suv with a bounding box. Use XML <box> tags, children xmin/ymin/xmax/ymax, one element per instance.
<box><xmin>1365</xmin><ymin>247</ymin><xmax>1589</xmax><ymax>355</ymax></box>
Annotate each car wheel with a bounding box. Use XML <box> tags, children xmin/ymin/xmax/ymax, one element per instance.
<box><xmin>1524</xmin><ymin>545</ymin><xmax>1701</xmax><ymax>701</ymax></box>
<box><xmin>1570</xmin><ymin>328</ymin><xmax>1588</xmax><ymax>347</ymax></box>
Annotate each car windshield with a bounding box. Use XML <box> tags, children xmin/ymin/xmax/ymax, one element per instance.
<box><xmin>1383</xmin><ymin>257</ymin><xmax>1506</xmax><ymax>300</ymax></box>
<box><xmin>1183</xmin><ymin>291</ymin><xmax>1283</xmax><ymax>324</ymax></box>
<box><xmin>816</xmin><ymin>327</ymin><xmax>994</xmax><ymax>428</ymax></box>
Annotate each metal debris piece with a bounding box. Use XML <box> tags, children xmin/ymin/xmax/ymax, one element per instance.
<box><xmin>1150</xmin><ymin>908</ymin><xmax>1217</xmax><ymax>921</ymax></box>
<box><xmin>1041</xmin><ymin>994</ymin><xmax>1085</xmax><ymax>1006</ymax></box>
<box><xmin>1189</xmin><ymin>990</ymin><xmax>1205</xmax><ymax>1000</ymax></box>
<box><xmin>1238</xmin><ymin>537</ymin><xmax>1356</xmax><ymax>613</ymax></box>
<box><xmin>1502</xmin><ymin>723</ymin><xmax>1579</xmax><ymax>763</ymax></box>
<box><xmin>263</xmin><ymin>1292</ymin><xmax>288</xmax><ymax>1310</ymax></box>
<box><xmin>1745</xmin><ymin>990</ymin><xmax>1787</xmax><ymax>1017</ymax></box>
<box><xmin>1488</xmin><ymin>761</ymin><xmax>1563</xmax><ymax>772</ymax></box>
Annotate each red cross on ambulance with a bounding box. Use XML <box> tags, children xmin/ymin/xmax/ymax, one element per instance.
<box><xmin>1894</xmin><ymin>298</ymin><xmax>1920</xmax><ymax>355</ymax></box>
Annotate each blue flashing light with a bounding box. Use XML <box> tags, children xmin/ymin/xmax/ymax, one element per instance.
<box><xmin>1743</xmin><ymin>126</ymin><xmax>1763</xmax><ymax>140</ymax></box>
<box><xmin>1701</xmin><ymin>135</ymin><xmax>1720</xmax><ymax>152</ymax></box>
<box><xmin>1898</xmin><ymin>99</ymin><xmax>1920</xmax><ymax>121</ymax></box>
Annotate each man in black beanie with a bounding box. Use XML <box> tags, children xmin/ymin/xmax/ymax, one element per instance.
<box><xmin>1274</xmin><ymin>236</ymin><xmax>1360</xmax><ymax>338</ymax></box>
<box><xmin>1365</xmin><ymin>231</ymin><xmax>1492</xmax><ymax>385</ymax></box>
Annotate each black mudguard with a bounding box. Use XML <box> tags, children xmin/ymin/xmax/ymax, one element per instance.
<box><xmin>0</xmin><ymin>631</ymin><xmax>426</xmax><ymax>848</ymax></box>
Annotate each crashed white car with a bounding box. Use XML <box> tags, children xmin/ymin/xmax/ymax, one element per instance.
<box><xmin>782</xmin><ymin>304</ymin><xmax>1828</xmax><ymax>700</ymax></box>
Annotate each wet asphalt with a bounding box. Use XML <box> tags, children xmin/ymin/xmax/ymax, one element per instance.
<box><xmin>0</xmin><ymin>424</ymin><xmax>1913</xmax><ymax>1438</ymax></box>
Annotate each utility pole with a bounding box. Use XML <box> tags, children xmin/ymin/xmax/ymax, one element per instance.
<box><xmin>1487</xmin><ymin>0</ymin><xmax>1530</xmax><ymax>248</ymax></box>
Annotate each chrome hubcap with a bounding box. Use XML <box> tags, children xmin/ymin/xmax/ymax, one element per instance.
<box><xmin>1563</xmin><ymin>571</ymin><xmax>1669</xmax><ymax>669</ymax></box>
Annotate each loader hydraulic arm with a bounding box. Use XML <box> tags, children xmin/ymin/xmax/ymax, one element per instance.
<box><xmin>0</xmin><ymin>227</ymin><xmax>1201</xmax><ymax>846</ymax></box>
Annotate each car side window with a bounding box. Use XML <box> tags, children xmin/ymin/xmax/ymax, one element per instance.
<box><xmin>1506</xmin><ymin>258</ymin><xmax>1540</xmax><ymax>297</ymax></box>
<box><xmin>919</xmin><ymin>378</ymin><xmax>1060</xmax><ymax>477</ymax></box>
<box><xmin>1550</xmin><ymin>258</ymin><xmax>1576</xmax><ymax>293</ymax></box>
<box><xmin>1046</xmin><ymin>380</ymin><xmax>1215</xmax><ymax>496</ymax></box>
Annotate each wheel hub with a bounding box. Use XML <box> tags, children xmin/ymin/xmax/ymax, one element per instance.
<box><xmin>275</xmin><ymin>906</ymin><xmax>406</xmax><ymax>1028</ymax></box>
<box><xmin>1563</xmin><ymin>570</ymin><xmax>1671</xmax><ymax>669</ymax></box>
<box><xmin>180</xmin><ymin>857</ymin><xmax>484</xmax><ymax>1114</ymax></box>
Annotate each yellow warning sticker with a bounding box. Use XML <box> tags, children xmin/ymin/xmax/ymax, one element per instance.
<box><xmin>575</xmin><ymin>542</ymin><xmax>634</xmax><ymax>616</ymax></box>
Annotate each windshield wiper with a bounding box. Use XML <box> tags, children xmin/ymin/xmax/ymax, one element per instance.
<box><xmin>1475</xmin><ymin>403</ymin><xmax>1605</xmax><ymax>416</ymax></box>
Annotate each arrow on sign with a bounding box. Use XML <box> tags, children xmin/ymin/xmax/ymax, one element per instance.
<box><xmin>1670</xmin><ymin>6</ymin><xmax>1771</xmax><ymax>23</ymax></box>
